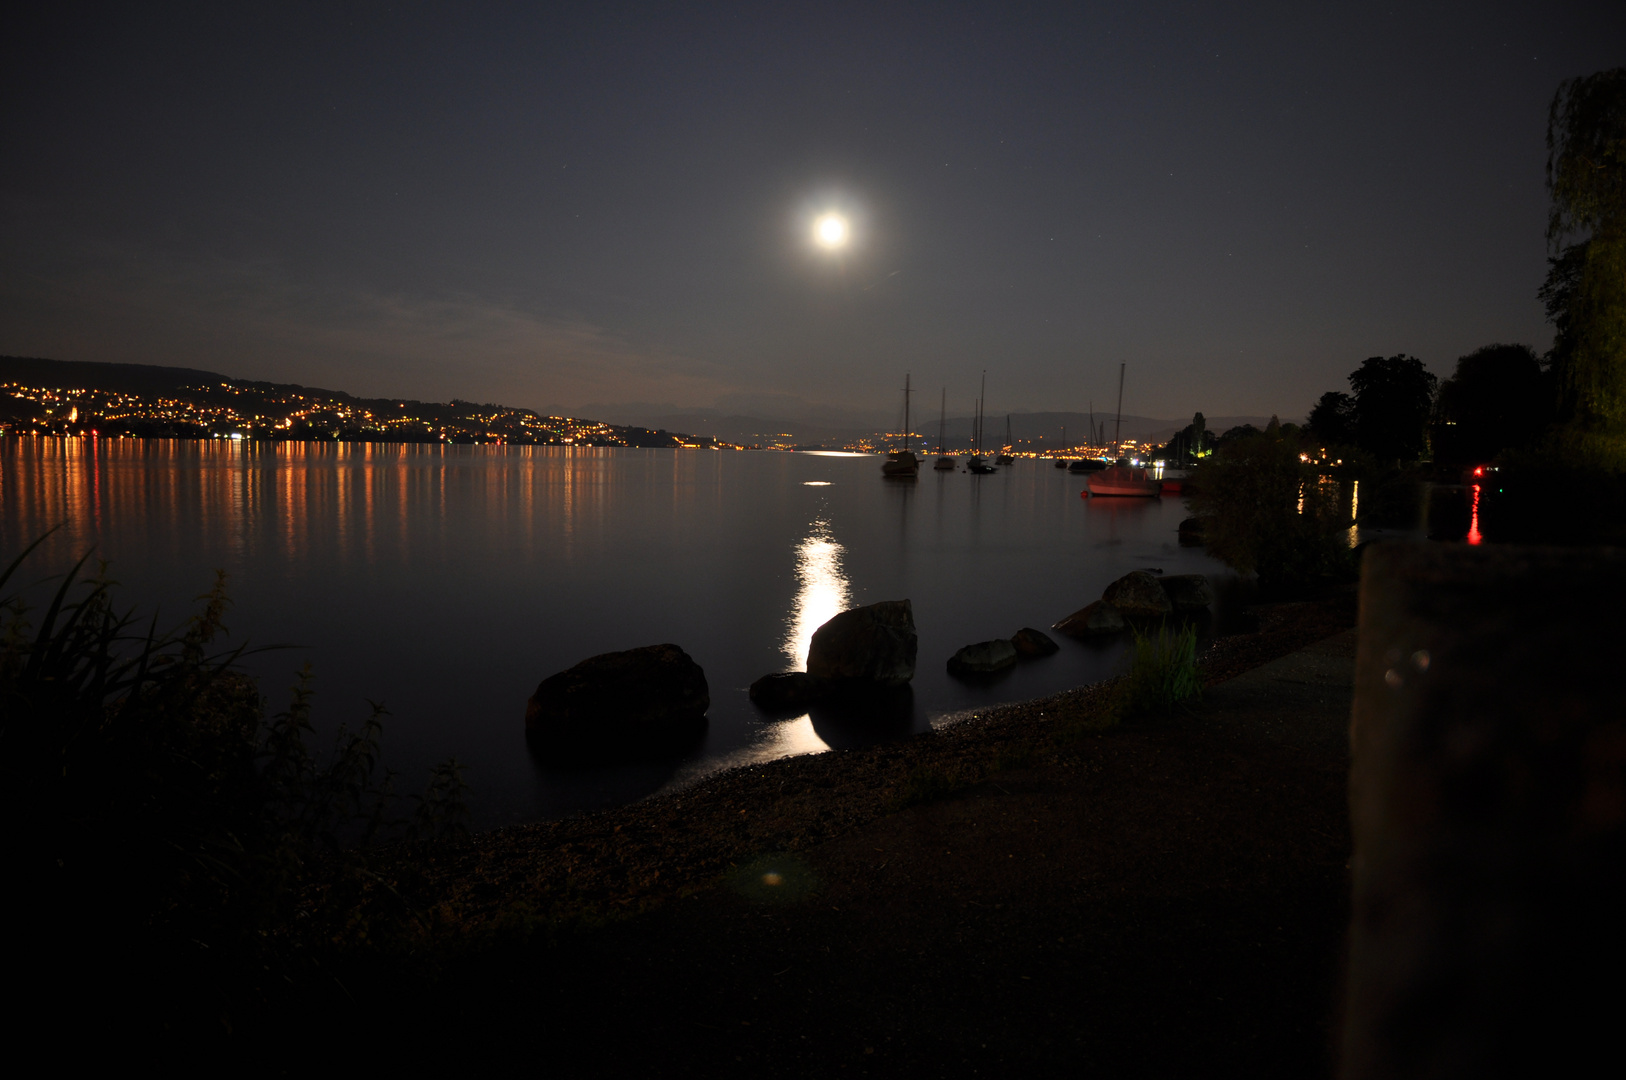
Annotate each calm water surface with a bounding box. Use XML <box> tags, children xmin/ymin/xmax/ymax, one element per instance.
<box><xmin>2</xmin><ymin>439</ymin><xmax>1230</xmax><ymax>827</ymax></box>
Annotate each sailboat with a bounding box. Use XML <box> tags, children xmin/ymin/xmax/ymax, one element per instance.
<box><xmin>995</xmin><ymin>415</ymin><xmax>1015</xmax><ymax>465</ymax></box>
<box><xmin>966</xmin><ymin>372</ymin><xmax>996</xmax><ymax>474</ymax></box>
<box><xmin>933</xmin><ymin>389</ymin><xmax>955</xmax><ymax>470</ymax></box>
<box><xmin>1053</xmin><ymin>423</ymin><xmax>1068</xmax><ymax>467</ymax></box>
<box><xmin>881</xmin><ymin>374</ymin><xmax>920</xmax><ymax>478</ymax></box>
<box><xmin>1086</xmin><ymin>363</ymin><xmax>1159</xmax><ymax>497</ymax></box>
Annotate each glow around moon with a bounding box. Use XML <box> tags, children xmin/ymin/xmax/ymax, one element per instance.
<box><xmin>813</xmin><ymin>213</ymin><xmax>849</xmax><ymax>249</ymax></box>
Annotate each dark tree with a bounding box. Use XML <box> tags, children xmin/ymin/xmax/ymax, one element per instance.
<box><xmin>1307</xmin><ymin>391</ymin><xmax>1356</xmax><ymax>446</ymax></box>
<box><xmin>1543</xmin><ymin>68</ymin><xmax>1626</xmax><ymax>439</ymax></box>
<box><xmin>1349</xmin><ymin>354</ymin><xmax>1438</xmax><ymax>463</ymax></box>
<box><xmin>1539</xmin><ymin>240</ymin><xmax>1588</xmax><ymax>361</ymax></box>
<box><xmin>1157</xmin><ymin>413</ymin><xmax>1213</xmax><ymax>464</ymax></box>
<box><xmin>1434</xmin><ymin>344</ymin><xmax>1548</xmax><ymax>464</ymax></box>
<box><xmin>1187</xmin><ymin>427</ymin><xmax>1353</xmax><ymax>596</ymax></box>
<box><xmin>1215</xmin><ymin>423</ymin><xmax>1261</xmax><ymax>445</ymax></box>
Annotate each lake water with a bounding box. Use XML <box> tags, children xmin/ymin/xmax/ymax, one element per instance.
<box><xmin>1</xmin><ymin>439</ymin><xmax>1231</xmax><ymax>827</ymax></box>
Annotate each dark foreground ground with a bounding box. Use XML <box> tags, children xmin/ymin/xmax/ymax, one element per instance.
<box><xmin>319</xmin><ymin>597</ymin><xmax>1357</xmax><ymax>1078</ymax></box>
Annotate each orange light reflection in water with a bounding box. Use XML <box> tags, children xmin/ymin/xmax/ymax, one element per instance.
<box><xmin>1467</xmin><ymin>483</ymin><xmax>1483</xmax><ymax>545</ymax></box>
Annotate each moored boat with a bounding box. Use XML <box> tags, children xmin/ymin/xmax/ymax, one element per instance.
<box><xmin>1085</xmin><ymin>465</ymin><xmax>1161</xmax><ymax>497</ymax></box>
<box><xmin>933</xmin><ymin>389</ymin><xmax>955</xmax><ymax>469</ymax></box>
<box><xmin>882</xmin><ymin>374</ymin><xmax>920</xmax><ymax>478</ymax></box>
<box><xmin>966</xmin><ymin>372</ymin><xmax>997</xmax><ymax>474</ymax></box>
<box><xmin>995</xmin><ymin>415</ymin><xmax>1015</xmax><ymax>465</ymax></box>
<box><xmin>882</xmin><ymin>450</ymin><xmax>920</xmax><ymax>477</ymax></box>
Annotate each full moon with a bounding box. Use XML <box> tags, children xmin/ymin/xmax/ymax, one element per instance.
<box><xmin>814</xmin><ymin>213</ymin><xmax>849</xmax><ymax>249</ymax></box>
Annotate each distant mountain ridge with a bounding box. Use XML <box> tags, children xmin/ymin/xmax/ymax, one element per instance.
<box><xmin>1</xmin><ymin>356</ymin><xmax>238</xmax><ymax>398</ymax></box>
<box><xmin>0</xmin><ymin>356</ymin><xmax>526</xmax><ymax>415</ymax></box>
<box><xmin>586</xmin><ymin>406</ymin><xmax>1288</xmax><ymax>449</ymax></box>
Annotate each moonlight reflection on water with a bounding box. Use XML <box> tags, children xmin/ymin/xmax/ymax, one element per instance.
<box><xmin>785</xmin><ymin>517</ymin><xmax>850</xmax><ymax>670</ymax></box>
<box><xmin>1</xmin><ymin>440</ymin><xmax>1229</xmax><ymax>825</ymax></box>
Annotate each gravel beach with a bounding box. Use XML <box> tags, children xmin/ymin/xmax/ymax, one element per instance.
<box><xmin>347</xmin><ymin>591</ymin><xmax>1359</xmax><ymax>1077</ymax></box>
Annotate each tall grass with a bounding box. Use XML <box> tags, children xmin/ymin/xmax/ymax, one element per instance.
<box><xmin>1116</xmin><ymin>621</ymin><xmax>1201</xmax><ymax>718</ymax></box>
<box><xmin>0</xmin><ymin>533</ymin><xmax>466</xmax><ymax>1040</ymax></box>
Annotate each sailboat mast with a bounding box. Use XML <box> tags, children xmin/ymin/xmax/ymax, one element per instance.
<box><xmin>978</xmin><ymin>371</ymin><xmax>986</xmax><ymax>454</ymax></box>
<box><xmin>1089</xmin><ymin>401</ymin><xmax>1095</xmax><ymax>453</ymax></box>
<box><xmin>903</xmin><ymin>373</ymin><xmax>911</xmax><ymax>452</ymax></box>
<box><xmin>1113</xmin><ymin>363</ymin><xmax>1125</xmax><ymax>455</ymax></box>
<box><xmin>1005</xmin><ymin>414</ymin><xmax>1011</xmax><ymax>452</ymax></box>
<box><xmin>938</xmin><ymin>389</ymin><xmax>946</xmax><ymax>455</ymax></box>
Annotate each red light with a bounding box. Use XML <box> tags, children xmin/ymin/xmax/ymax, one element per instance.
<box><xmin>1472</xmin><ymin>466</ymin><xmax>1484</xmax><ymax>477</ymax></box>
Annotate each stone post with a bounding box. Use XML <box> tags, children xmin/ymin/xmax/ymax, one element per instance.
<box><xmin>1342</xmin><ymin>543</ymin><xmax>1626</xmax><ymax>1077</ymax></box>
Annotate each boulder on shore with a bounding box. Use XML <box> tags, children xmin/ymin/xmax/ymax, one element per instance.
<box><xmin>1177</xmin><ymin>517</ymin><xmax>1210</xmax><ymax>546</ymax></box>
<box><xmin>1052</xmin><ymin>600</ymin><xmax>1126</xmax><ymax>638</ymax></box>
<box><xmin>1159</xmin><ymin>574</ymin><xmax>1213</xmax><ymax>613</ymax></box>
<box><xmin>1102</xmin><ymin>570</ymin><xmax>1174</xmax><ymax>619</ymax></box>
<box><xmin>526</xmin><ymin>643</ymin><xmax>709</xmax><ymax>745</ymax></box>
<box><xmin>1010</xmin><ymin>627</ymin><xmax>1060</xmax><ymax>657</ymax></box>
<box><xmin>807</xmin><ymin>599</ymin><xmax>918</xmax><ymax>687</ymax></box>
<box><xmin>947</xmin><ymin>639</ymin><xmax>1018</xmax><ymax>677</ymax></box>
<box><xmin>749</xmin><ymin>671</ymin><xmax>820</xmax><ymax>713</ymax></box>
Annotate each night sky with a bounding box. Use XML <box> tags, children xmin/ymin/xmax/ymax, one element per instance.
<box><xmin>4</xmin><ymin>3</ymin><xmax>1623</xmax><ymax>425</ymax></box>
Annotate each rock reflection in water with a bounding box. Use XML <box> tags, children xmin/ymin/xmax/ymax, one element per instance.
<box><xmin>525</xmin><ymin>716</ymin><xmax>708</xmax><ymax>771</ymax></box>
<box><xmin>809</xmin><ymin>686</ymin><xmax>916</xmax><ymax>750</ymax></box>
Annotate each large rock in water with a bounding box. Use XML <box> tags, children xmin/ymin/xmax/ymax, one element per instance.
<box><xmin>1010</xmin><ymin>627</ymin><xmax>1059</xmax><ymax>656</ymax></box>
<box><xmin>947</xmin><ymin>639</ymin><xmax>1018</xmax><ymax>677</ymax></box>
<box><xmin>1102</xmin><ymin>570</ymin><xmax>1174</xmax><ymax>618</ymax></box>
<box><xmin>1177</xmin><ymin>516</ymin><xmax>1210</xmax><ymax>546</ymax></box>
<box><xmin>807</xmin><ymin>599</ymin><xmax>918</xmax><ymax>686</ymax></box>
<box><xmin>526</xmin><ymin>644</ymin><xmax>709</xmax><ymax>745</ymax></box>
<box><xmin>1052</xmin><ymin>600</ymin><xmax>1125</xmax><ymax>638</ymax></box>
<box><xmin>1159</xmin><ymin>574</ymin><xmax>1213</xmax><ymax>612</ymax></box>
<box><xmin>748</xmin><ymin>671</ymin><xmax>820</xmax><ymax>713</ymax></box>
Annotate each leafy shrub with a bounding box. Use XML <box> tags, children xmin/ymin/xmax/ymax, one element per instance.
<box><xmin>0</xmin><ymin>535</ymin><xmax>466</xmax><ymax>1038</ymax></box>
<box><xmin>1187</xmin><ymin>429</ymin><xmax>1356</xmax><ymax>596</ymax></box>
<box><xmin>1115</xmin><ymin>622</ymin><xmax>1201</xmax><ymax>718</ymax></box>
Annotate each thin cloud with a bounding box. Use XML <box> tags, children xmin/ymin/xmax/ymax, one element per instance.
<box><xmin>0</xmin><ymin>199</ymin><xmax>739</xmax><ymax>409</ymax></box>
